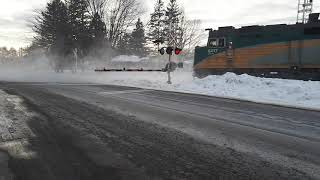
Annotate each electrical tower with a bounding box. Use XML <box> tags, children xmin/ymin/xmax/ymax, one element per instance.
<box><xmin>297</xmin><ymin>0</ymin><xmax>314</xmax><ymax>23</ymax></box>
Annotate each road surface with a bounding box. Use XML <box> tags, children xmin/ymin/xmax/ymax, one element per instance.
<box><xmin>0</xmin><ymin>82</ymin><xmax>319</xmax><ymax>180</ymax></box>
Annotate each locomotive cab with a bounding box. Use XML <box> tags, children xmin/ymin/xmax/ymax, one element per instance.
<box><xmin>207</xmin><ymin>26</ymin><xmax>235</xmax><ymax>49</ymax></box>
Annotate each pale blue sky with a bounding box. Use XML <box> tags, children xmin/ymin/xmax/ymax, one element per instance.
<box><xmin>0</xmin><ymin>0</ymin><xmax>319</xmax><ymax>49</ymax></box>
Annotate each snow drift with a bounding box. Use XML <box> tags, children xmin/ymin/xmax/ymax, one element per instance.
<box><xmin>174</xmin><ymin>73</ymin><xmax>320</xmax><ymax>110</ymax></box>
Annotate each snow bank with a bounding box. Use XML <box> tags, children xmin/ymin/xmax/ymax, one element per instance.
<box><xmin>174</xmin><ymin>73</ymin><xmax>320</xmax><ymax>110</ymax></box>
<box><xmin>0</xmin><ymin>68</ymin><xmax>319</xmax><ymax>110</ymax></box>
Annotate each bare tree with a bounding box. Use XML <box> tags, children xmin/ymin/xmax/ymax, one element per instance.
<box><xmin>85</xmin><ymin>0</ymin><xmax>145</xmax><ymax>48</ymax></box>
<box><xmin>106</xmin><ymin>0</ymin><xmax>145</xmax><ymax>47</ymax></box>
<box><xmin>86</xmin><ymin>0</ymin><xmax>108</xmax><ymax>17</ymax></box>
<box><xmin>178</xmin><ymin>11</ymin><xmax>204</xmax><ymax>55</ymax></box>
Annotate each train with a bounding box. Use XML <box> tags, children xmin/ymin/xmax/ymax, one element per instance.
<box><xmin>194</xmin><ymin>13</ymin><xmax>320</xmax><ymax>80</ymax></box>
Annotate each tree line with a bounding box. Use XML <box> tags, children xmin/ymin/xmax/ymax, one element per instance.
<box><xmin>0</xmin><ymin>47</ymin><xmax>24</xmax><ymax>61</ymax></box>
<box><xmin>30</xmin><ymin>0</ymin><xmax>202</xmax><ymax>71</ymax></box>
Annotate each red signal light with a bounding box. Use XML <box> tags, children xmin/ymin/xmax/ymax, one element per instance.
<box><xmin>175</xmin><ymin>48</ymin><xmax>182</xmax><ymax>55</ymax></box>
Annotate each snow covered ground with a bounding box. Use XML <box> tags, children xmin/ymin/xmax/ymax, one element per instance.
<box><xmin>0</xmin><ymin>67</ymin><xmax>320</xmax><ymax>110</ymax></box>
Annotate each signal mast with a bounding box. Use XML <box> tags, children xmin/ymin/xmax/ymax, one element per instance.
<box><xmin>297</xmin><ymin>0</ymin><xmax>314</xmax><ymax>23</ymax></box>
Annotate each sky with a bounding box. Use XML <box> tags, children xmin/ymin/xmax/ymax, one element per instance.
<box><xmin>0</xmin><ymin>0</ymin><xmax>319</xmax><ymax>49</ymax></box>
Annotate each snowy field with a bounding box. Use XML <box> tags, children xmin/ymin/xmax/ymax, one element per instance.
<box><xmin>0</xmin><ymin>67</ymin><xmax>320</xmax><ymax>110</ymax></box>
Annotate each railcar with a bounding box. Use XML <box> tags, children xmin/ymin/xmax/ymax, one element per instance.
<box><xmin>194</xmin><ymin>13</ymin><xmax>320</xmax><ymax>80</ymax></box>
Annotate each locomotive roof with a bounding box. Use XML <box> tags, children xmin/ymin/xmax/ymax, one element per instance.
<box><xmin>208</xmin><ymin>16</ymin><xmax>320</xmax><ymax>38</ymax></box>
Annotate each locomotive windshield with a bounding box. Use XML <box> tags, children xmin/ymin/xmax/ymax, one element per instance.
<box><xmin>208</xmin><ymin>38</ymin><xmax>218</xmax><ymax>47</ymax></box>
<box><xmin>208</xmin><ymin>38</ymin><xmax>226</xmax><ymax>47</ymax></box>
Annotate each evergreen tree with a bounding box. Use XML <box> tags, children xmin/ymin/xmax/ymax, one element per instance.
<box><xmin>148</xmin><ymin>0</ymin><xmax>166</xmax><ymax>46</ymax></box>
<box><xmin>34</xmin><ymin>0</ymin><xmax>71</xmax><ymax>51</ymax></box>
<box><xmin>88</xmin><ymin>12</ymin><xmax>107</xmax><ymax>57</ymax></box>
<box><xmin>33</xmin><ymin>0</ymin><xmax>72</xmax><ymax>71</ymax></box>
<box><xmin>118</xmin><ymin>33</ymin><xmax>131</xmax><ymax>55</ymax></box>
<box><xmin>129</xmin><ymin>18</ymin><xmax>147</xmax><ymax>57</ymax></box>
<box><xmin>164</xmin><ymin>0</ymin><xmax>182</xmax><ymax>46</ymax></box>
<box><xmin>67</xmin><ymin>0</ymin><xmax>91</xmax><ymax>56</ymax></box>
<box><xmin>89</xmin><ymin>13</ymin><xmax>107</xmax><ymax>48</ymax></box>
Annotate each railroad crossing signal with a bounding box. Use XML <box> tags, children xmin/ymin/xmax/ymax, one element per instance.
<box><xmin>157</xmin><ymin>47</ymin><xmax>183</xmax><ymax>55</ymax></box>
<box><xmin>152</xmin><ymin>11</ymin><xmax>183</xmax><ymax>84</ymax></box>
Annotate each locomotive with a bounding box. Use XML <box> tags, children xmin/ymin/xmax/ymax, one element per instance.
<box><xmin>194</xmin><ymin>13</ymin><xmax>320</xmax><ymax>80</ymax></box>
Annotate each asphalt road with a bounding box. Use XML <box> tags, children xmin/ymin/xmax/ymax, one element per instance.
<box><xmin>0</xmin><ymin>82</ymin><xmax>320</xmax><ymax>180</ymax></box>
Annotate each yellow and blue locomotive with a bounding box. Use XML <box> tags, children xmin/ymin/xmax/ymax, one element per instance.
<box><xmin>194</xmin><ymin>13</ymin><xmax>320</xmax><ymax>80</ymax></box>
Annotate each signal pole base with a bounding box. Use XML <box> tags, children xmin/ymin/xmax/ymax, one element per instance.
<box><xmin>167</xmin><ymin>72</ymin><xmax>172</xmax><ymax>84</ymax></box>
